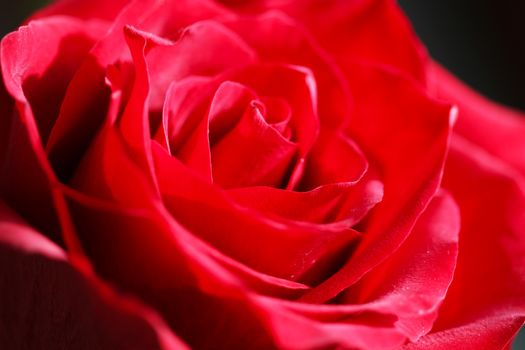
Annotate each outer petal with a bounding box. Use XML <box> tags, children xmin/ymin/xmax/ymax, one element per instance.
<box><xmin>217</xmin><ymin>0</ymin><xmax>428</xmax><ymax>82</ymax></box>
<box><xmin>340</xmin><ymin>191</ymin><xmax>459</xmax><ymax>341</ymax></box>
<box><xmin>0</xmin><ymin>16</ymin><xmax>107</xmax><ymax>250</ymax></box>
<box><xmin>403</xmin><ymin>315</ymin><xmax>524</xmax><ymax>350</ymax></box>
<box><xmin>408</xmin><ymin>135</ymin><xmax>525</xmax><ymax>349</ymax></box>
<box><xmin>0</xmin><ymin>202</ymin><xmax>188</xmax><ymax>350</ymax></box>
<box><xmin>1</xmin><ymin>16</ymin><xmax>108</xmax><ymax>143</ymax></box>
<box><xmin>428</xmin><ymin>62</ymin><xmax>525</xmax><ymax>178</ymax></box>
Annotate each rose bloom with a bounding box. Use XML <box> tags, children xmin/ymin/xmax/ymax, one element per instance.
<box><xmin>1</xmin><ymin>0</ymin><xmax>524</xmax><ymax>349</ymax></box>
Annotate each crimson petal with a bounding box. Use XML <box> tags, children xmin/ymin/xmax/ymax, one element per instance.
<box><xmin>45</xmin><ymin>0</ymin><xmax>228</xmax><ymax>179</ymax></box>
<box><xmin>246</xmin><ymin>191</ymin><xmax>459</xmax><ymax>349</ymax></box>
<box><xmin>301</xmin><ymin>62</ymin><xmax>455</xmax><ymax>303</ymax></box>
<box><xmin>223</xmin><ymin>11</ymin><xmax>352</xmax><ymax>127</ymax></box>
<box><xmin>228</xmin><ymin>129</ymin><xmax>380</xmax><ymax>227</ymax></box>
<box><xmin>218</xmin><ymin>0</ymin><xmax>428</xmax><ymax>83</ymax></box>
<box><xmin>410</xmin><ymin>136</ymin><xmax>525</xmax><ymax>349</ymax></box>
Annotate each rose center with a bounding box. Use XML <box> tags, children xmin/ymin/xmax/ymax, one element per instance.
<box><xmin>209</xmin><ymin>93</ymin><xmax>298</xmax><ymax>189</ymax></box>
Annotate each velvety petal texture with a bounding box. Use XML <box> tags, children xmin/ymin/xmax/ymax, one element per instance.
<box><xmin>1</xmin><ymin>0</ymin><xmax>524</xmax><ymax>349</ymax></box>
<box><xmin>0</xmin><ymin>202</ymin><xmax>188</xmax><ymax>350</ymax></box>
<box><xmin>412</xmin><ymin>136</ymin><xmax>525</xmax><ymax>349</ymax></box>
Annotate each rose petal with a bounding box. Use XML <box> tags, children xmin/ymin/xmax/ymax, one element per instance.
<box><xmin>408</xmin><ymin>135</ymin><xmax>525</xmax><ymax>348</ymax></box>
<box><xmin>219</xmin><ymin>0</ymin><xmax>428</xmax><ymax>83</ymax></box>
<box><xmin>27</xmin><ymin>0</ymin><xmax>130</xmax><ymax>22</ymax></box>
<box><xmin>70</xmin><ymin>58</ymin><xmax>157</xmax><ymax>208</ymax></box>
<box><xmin>240</xmin><ymin>190</ymin><xmax>459</xmax><ymax>349</ymax></box>
<box><xmin>163</xmin><ymin>61</ymin><xmax>320</xmax><ymax>188</ymax></box>
<box><xmin>251</xmin><ymin>294</ymin><xmax>406</xmax><ymax>350</ymax></box>
<box><xmin>69</xmin><ymin>64</ymin><xmax>312</xmax><ymax>299</ymax></box>
<box><xmin>1</xmin><ymin>54</ymin><xmax>61</xmax><ymax>243</ymax></box>
<box><xmin>339</xmin><ymin>191</ymin><xmax>459</xmax><ymax>341</ymax></box>
<box><xmin>65</xmin><ymin>164</ymin><xmax>302</xmax><ymax>348</ymax></box>
<box><xmin>298</xmin><ymin>129</ymin><xmax>368</xmax><ymax>190</ymax></box>
<box><xmin>75</xmin><ymin>20</ymin><xmax>258</xmax><ymax>197</ymax></box>
<box><xmin>228</xmin><ymin>129</ymin><xmax>381</xmax><ymax>228</ymax></box>
<box><xmin>154</xmin><ymin>143</ymin><xmax>361</xmax><ymax>283</ymax></box>
<box><xmin>227</xmin><ymin>176</ymin><xmax>381</xmax><ymax>228</ymax></box>
<box><xmin>0</xmin><ymin>201</ymin><xmax>188</xmax><ymax>350</ymax></box>
<box><xmin>223</xmin><ymin>11</ymin><xmax>352</xmax><ymax>127</ymax></box>
<box><xmin>63</xmin><ymin>180</ymin><xmax>310</xmax><ymax>298</ymax></box>
<box><xmin>147</xmin><ymin>20</ymin><xmax>257</xmax><ymax>111</ymax></box>
<box><xmin>231</xmin><ymin>63</ymin><xmax>319</xmax><ymax>161</ymax></box>
<box><xmin>208</xmin><ymin>81</ymin><xmax>258</xmax><ymax>145</ymax></box>
<box><xmin>1</xmin><ymin>16</ymin><xmax>108</xmax><ymax>143</ymax></box>
<box><xmin>0</xmin><ymin>17</ymin><xmax>104</xmax><ymax>252</ymax></box>
<box><xmin>66</xmin><ymin>155</ymin><xmax>393</xmax><ymax>349</ymax></box>
<box><xmin>211</xmin><ymin>99</ymin><xmax>297</xmax><ymax>188</ymax></box>
<box><xmin>0</xmin><ymin>107</ymin><xmax>64</xmax><ymax>246</ymax></box>
<box><xmin>147</xmin><ymin>17</ymin><xmax>259</xmax><ymax>177</ymax></box>
<box><xmin>157</xmin><ymin>80</ymin><xmax>211</xmax><ymax>150</ymax></box>
<box><xmin>45</xmin><ymin>0</ymin><xmax>228</xmax><ymax>180</ymax></box>
<box><xmin>301</xmin><ymin>62</ymin><xmax>455</xmax><ymax>303</ymax></box>
<box><xmin>403</xmin><ymin>315</ymin><xmax>524</xmax><ymax>350</ymax></box>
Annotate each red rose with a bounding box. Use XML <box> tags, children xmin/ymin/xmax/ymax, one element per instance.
<box><xmin>1</xmin><ymin>0</ymin><xmax>524</xmax><ymax>349</ymax></box>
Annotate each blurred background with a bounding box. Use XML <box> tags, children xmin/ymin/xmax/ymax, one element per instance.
<box><xmin>0</xmin><ymin>0</ymin><xmax>524</xmax><ymax>348</ymax></box>
<box><xmin>399</xmin><ymin>0</ymin><xmax>525</xmax><ymax>111</ymax></box>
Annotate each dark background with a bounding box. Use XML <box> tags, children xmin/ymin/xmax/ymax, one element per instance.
<box><xmin>399</xmin><ymin>0</ymin><xmax>525</xmax><ymax>111</ymax></box>
<box><xmin>0</xmin><ymin>0</ymin><xmax>524</xmax><ymax>348</ymax></box>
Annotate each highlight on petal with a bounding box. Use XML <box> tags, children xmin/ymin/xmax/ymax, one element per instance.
<box><xmin>403</xmin><ymin>315</ymin><xmax>524</xmax><ymax>350</ymax></box>
<box><xmin>340</xmin><ymin>191</ymin><xmax>460</xmax><ymax>341</ymax></box>
<box><xmin>244</xmin><ymin>190</ymin><xmax>459</xmax><ymax>349</ymax></box>
<box><xmin>409</xmin><ymin>135</ymin><xmax>525</xmax><ymax>349</ymax></box>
